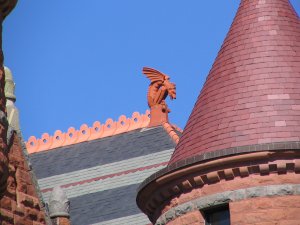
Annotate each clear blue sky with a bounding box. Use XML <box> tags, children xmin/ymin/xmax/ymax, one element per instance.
<box><xmin>3</xmin><ymin>1</ymin><xmax>300</xmax><ymax>140</ymax></box>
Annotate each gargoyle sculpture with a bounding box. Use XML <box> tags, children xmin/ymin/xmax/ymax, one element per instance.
<box><xmin>143</xmin><ymin>67</ymin><xmax>176</xmax><ymax>126</ymax></box>
<box><xmin>143</xmin><ymin>67</ymin><xmax>176</xmax><ymax>111</ymax></box>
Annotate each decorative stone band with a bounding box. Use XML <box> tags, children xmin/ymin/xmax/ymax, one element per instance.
<box><xmin>38</xmin><ymin>149</ymin><xmax>174</xmax><ymax>193</ymax></box>
<box><xmin>138</xmin><ymin>141</ymin><xmax>300</xmax><ymax>193</ymax></box>
<box><xmin>137</xmin><ymin>150</ymin><xmax>300</xmax><ymax>221</ymax></box>
<box><xmin>155</xmin><ymin>184</ymin><xmax>300</xmax><ymax>225</ymax></box>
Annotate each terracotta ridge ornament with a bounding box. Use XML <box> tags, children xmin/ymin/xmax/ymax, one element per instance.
<box><xmin>26</xmin><ymin>110</ymin><xmax>151</xmax><ymax>154</ymax></box>
<box><xmin>143</xmin><ymin>67</ymin><xmax>176</xmax><ymax>127</ymax></box>
<box><xmin>162</xmin><ymin>122</ymin><xmax>180</xmax><ymax>144</ymax></box>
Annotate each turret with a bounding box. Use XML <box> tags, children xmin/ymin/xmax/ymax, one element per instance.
<box><xmin>137</xmin><ymin>1</ymin><xmax>300</xmax><ymax>224</ymax></box>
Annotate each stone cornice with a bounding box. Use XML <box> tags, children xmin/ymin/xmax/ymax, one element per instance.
<box><xmin>136</xmin><ymin>149</ymin><xmax>300</xmax><ymax>222</ymax></box>
<box><xmin>138</xmin><ymin>141</ymin><xmax>300</xmax><ymax>193</ymax></box>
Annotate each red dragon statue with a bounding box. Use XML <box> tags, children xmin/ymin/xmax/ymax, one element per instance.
<box><xmin>143</xmin><ymin>67</ymin><xmax>176</xmax><ymax>127</ymax></box>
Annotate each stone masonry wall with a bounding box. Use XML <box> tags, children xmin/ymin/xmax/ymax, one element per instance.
<box><xmin>0</xmin><ymin>133</ymin><xmax>46</xmax><ymax>224</ymax></box>
<box><xmin>161</xmin><ymin>172</ymin><xmax>300</xmax><ymax>216</ymax></box>
<box><xmin>167</xmin><ymin>211</ymin><xmax>204</xmax><ymax>225</ymax></box>
<box><xmin>154</xmin><ymin>161</ymin><xmax>300</xmax><ymax>225</ymax></box>
<box><xmin>230</xmin><ymin>196</ymin><xmax>300</xmax><ymax>225</ymax></box>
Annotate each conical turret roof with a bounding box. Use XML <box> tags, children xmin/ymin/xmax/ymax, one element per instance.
<box><xmin>170</xmin><ymin>0</ymin><xmax>300</xmax><ymax>164</ymax></box>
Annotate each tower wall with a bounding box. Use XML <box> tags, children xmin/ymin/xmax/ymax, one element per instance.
<box><xmin>150</xmin><ymin>151</ymin><xmax>300</xmax><ymax>224</ymax></box>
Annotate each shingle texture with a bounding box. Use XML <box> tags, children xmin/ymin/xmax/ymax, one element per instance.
<box><xmin>31</xmin><ymin>127</ymin><xmax>175</xmax><ymax>178</ymax></box>
<box><xmin>170</xmin><ymin>0</ymin><xmax>300</xmax><ymax>164</ymax></box>
<box><xmin>70</xmin><ymin>184</ymin><xmax>140</xmax><ymax>224</ymax></box>
<box><xmin>30</xmin><ymin>126</ymin><xmax>176</xmax><ymax>225</ymax></box>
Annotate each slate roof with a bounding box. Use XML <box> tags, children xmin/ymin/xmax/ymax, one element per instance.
<box><xmin>30</xmin><ymin>125</ymin><xmax>179</xmax><ymax>225</ymax></box>
<box><xmin>170</xmin><ymin>0</ymin><xmax>300</xmax><ymax>164</ymax></box>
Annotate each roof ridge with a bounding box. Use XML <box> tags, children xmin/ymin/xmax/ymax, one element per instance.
<box><xmin>162</xmin><ymin>122</ymin><xmax>181</xmax><ymax>144</ymax></box>
<box><xmin>170</xmin><ymin>124</ymin><xmax>183</xmax><ymax>133</ymax></box>
<box><xmin>26</xmin><ymin>110</ymin><xmax>151</xmax><ymax>154</ymax></box>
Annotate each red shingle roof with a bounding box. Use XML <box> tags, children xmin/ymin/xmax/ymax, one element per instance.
<box><xmin>169</xmin><ymin>0</ymin><xmax>300</xmax><ymax>164</ymax></box>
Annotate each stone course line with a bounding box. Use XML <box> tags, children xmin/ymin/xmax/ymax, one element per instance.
<box><xmin>38</xmin><ymin>148</ymin><xmax>174</xmax><ymax>190</ymax></box>
<box><xmin>41</xmin><ymin>161</ymin><xmax>168</xmax><ymax>193</ymax></box>
<box><xmin>155</xmin><ymin>184</ymin><xmax>300</xmax><ymax>225</ymax></box>
<box><xmin>42</xmin><ymin>165</ymin><xmax>166</xmax><ymax>201</ymax></box>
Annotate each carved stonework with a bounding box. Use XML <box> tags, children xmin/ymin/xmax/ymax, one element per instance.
<box><xmin>0</xmin><ymin>0</ymin><xmax>18</xmax><ymax>194</ymax></box>
<box><xmin>4</xmin><ymin>67</ymin><xmax>16</xmax><ymax>101</ymax></box>
<box><xmin>49</xmin><ymin>186</ymin><xmax>70</xmax><ymax>218</ymax></box>
<box><xmin>143</xmin><ymin>67</ymin><xmax>176</xmax><ymax>127</ymax></box>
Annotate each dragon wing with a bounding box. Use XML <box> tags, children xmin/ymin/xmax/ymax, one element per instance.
<box><xmin>142</xmin><ymin>67</ymin><xmax>166</xmax><ymax>83</ymax></box>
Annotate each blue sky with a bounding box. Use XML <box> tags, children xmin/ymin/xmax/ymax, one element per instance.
<box><xmin>3</xmin><ymin>1</ymin><xmax>300</xmax><ymax>140</ymax></box>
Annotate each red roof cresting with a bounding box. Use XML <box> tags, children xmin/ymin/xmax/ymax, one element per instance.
<box><xmin>169</xmin><ymin>0</ymin><xmax>300</xmax><ymax>164</ymax></box>
<box><xmin>26</xmin><ymin>110</ymin><xmax>182</xmax><ymax>154</ymax></box>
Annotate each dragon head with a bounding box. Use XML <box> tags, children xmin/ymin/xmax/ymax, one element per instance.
<box><xmin>163</xmin><ymin>76</ymin><xmax>176</xmax><ymax>100</ymax></box>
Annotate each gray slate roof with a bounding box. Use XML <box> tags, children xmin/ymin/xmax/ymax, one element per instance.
<box><xmin>30</xmin><ymin>126</ymin><xmax>178</xmax><ymax>225</ymax></box>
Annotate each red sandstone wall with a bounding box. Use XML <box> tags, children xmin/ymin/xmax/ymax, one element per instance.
<box><xmin>161</xmin><ymin>172</ymin><xmax>300</xmax><ymax>216</ymax></box>
<box><xmin>165</xmin><ymin>196</ymin><xmax>300</xmax><ymax>225</ymax></box>
<box><xmin>0</xmin><ymin>133</ymin><xmax>46</xmax><ymax>224</ymax></box>
<box><xmin>167</xmin><ymin>211</ymin><xmax>204</xmax><ymax>225</ymax></box>
<box><xmin>230</xmin><ymin>196</ymin><xmax>300</xmax><ymax>225</ymax></box>
<box><xmin>158</xmin><ymin>171</ymin><xmax>300</xmax><ymax>225</ymax></box>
